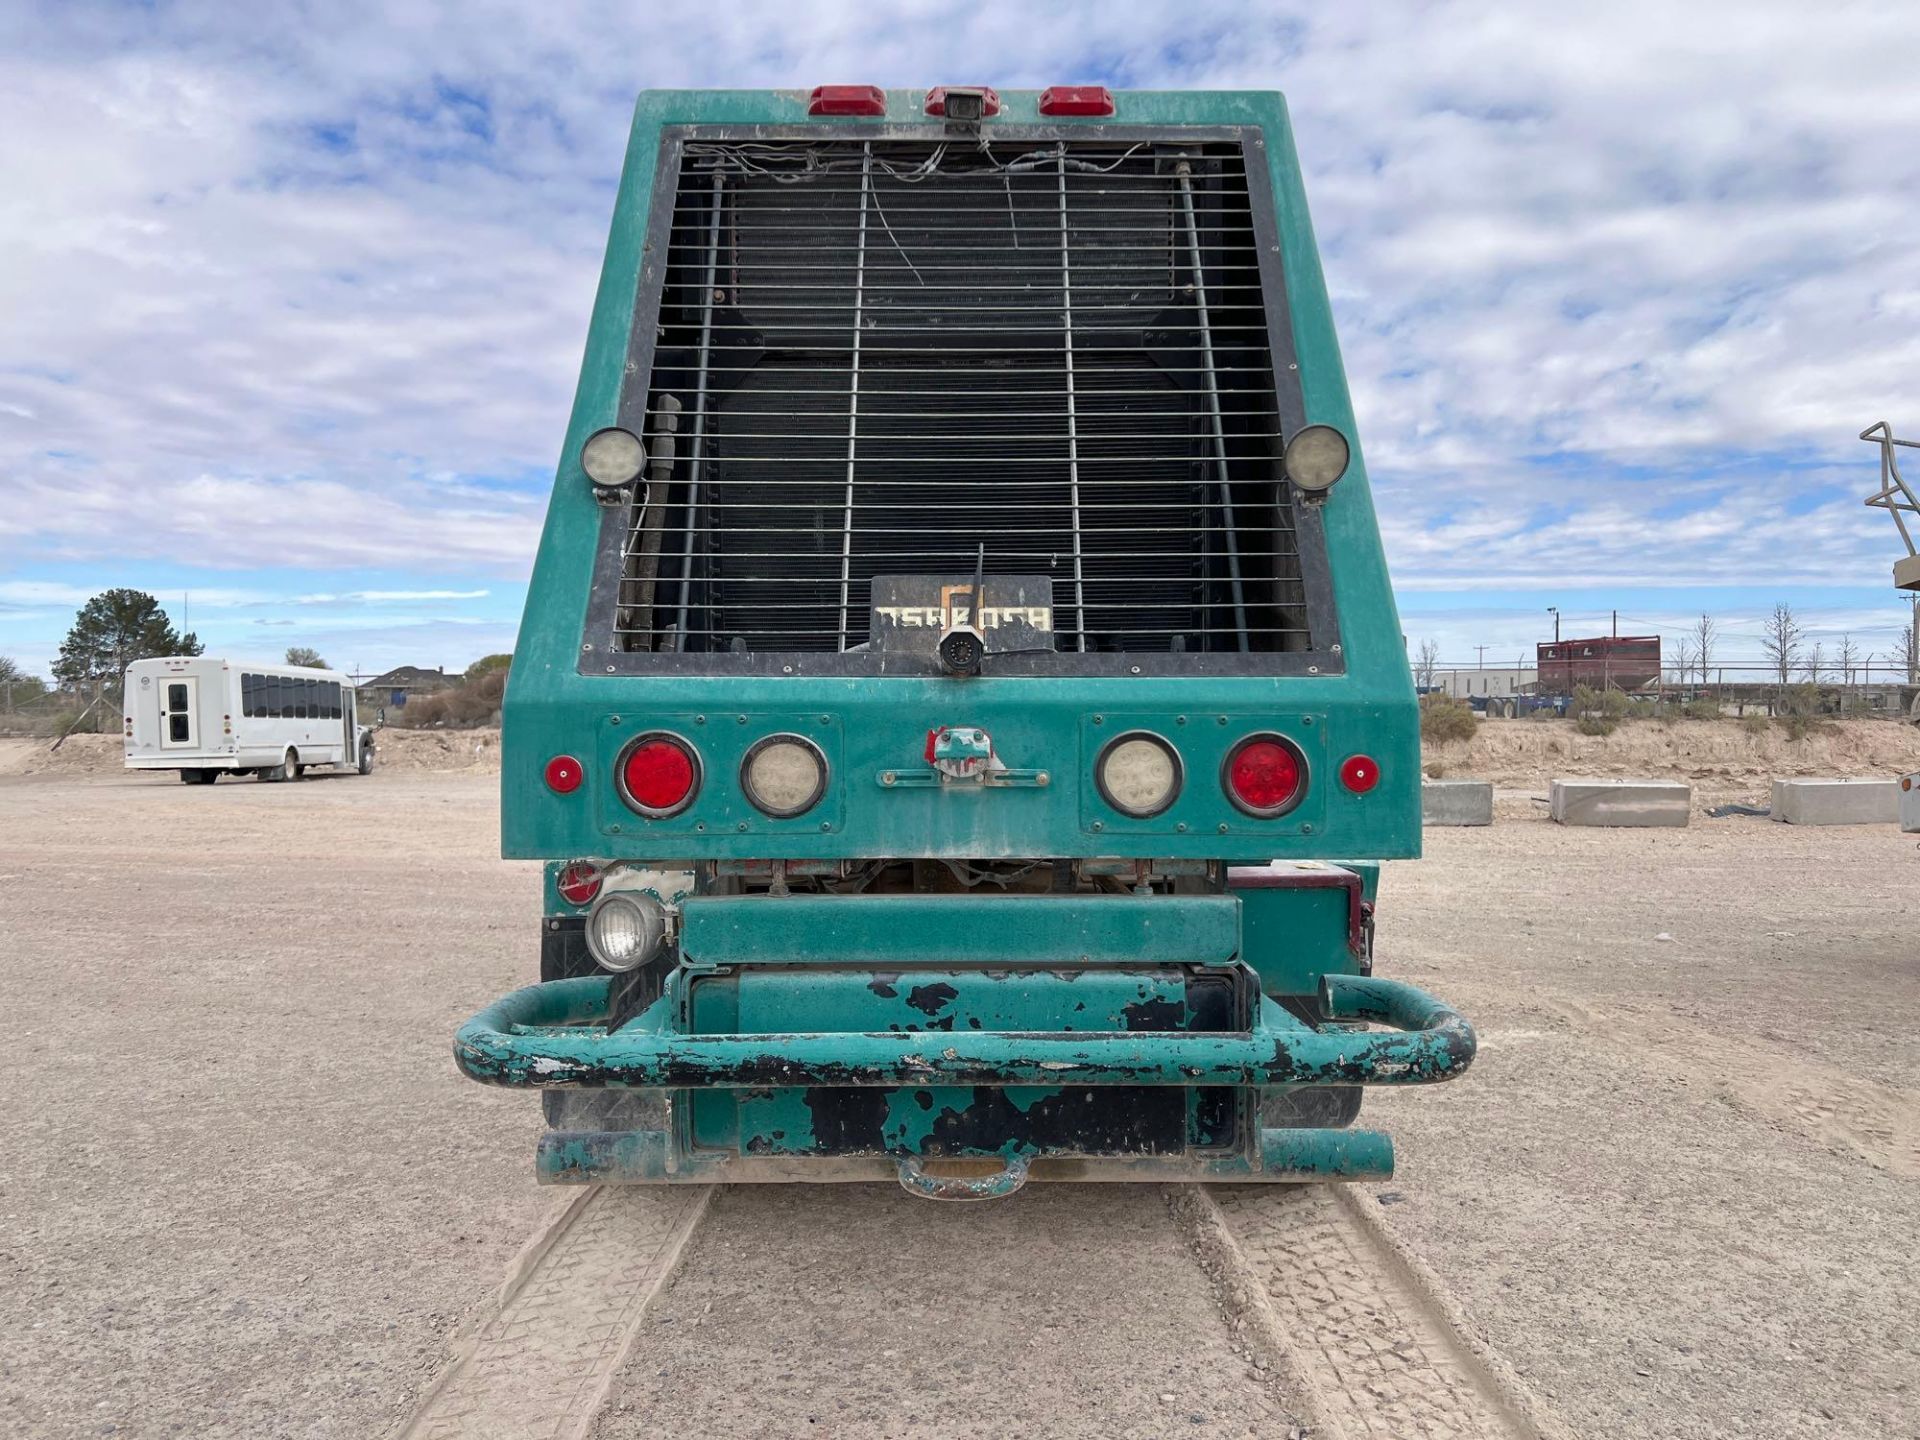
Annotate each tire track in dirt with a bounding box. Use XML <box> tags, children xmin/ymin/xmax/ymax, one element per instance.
<box><xmin>1177</xmin><ymin>1184</ymin><xmax>1576</xmax><ymax>1440</ymax></box>
<box><xmin>1538</xmin><ymin>997</ymin><xmax>1919</xmax><ymax>1179</ymax></box>
<box><xmin>401</xmin><ymin>1185</ymin><xmax>712</xmax><ymax>1440</ymax></box>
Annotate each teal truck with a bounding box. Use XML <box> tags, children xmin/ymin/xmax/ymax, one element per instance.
<box><xmin>454</xmin><ymin>85</ymin><xmax>1474</xmax><ymax>1198</ymax></box>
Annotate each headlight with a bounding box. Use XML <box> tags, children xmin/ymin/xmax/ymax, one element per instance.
<box><xmin>581</xmin><ymin>426</ymin><xmax>645</xmax><ymax>490</ymax></box>
<box><xmin>1096</xmin><ymin>731</ymin><xmax>1182</xmax><ymax>818</ymax></box>
<box><xmin>586</xmin><ymin>891</ymin><xmax>666</xmax><ymax>973</ymax></box>
<box><xmin>1283</xmin><ymin>424</ymin><xmax>1350</xmax><ymax>494</ymax></box>
<box><xmin>740</xmin><ymin>733</ymin><xmax>828</xmax><ymax>818</ymax></box>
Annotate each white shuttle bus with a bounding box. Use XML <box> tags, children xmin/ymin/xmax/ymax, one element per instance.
<box><xmin>124</xmin><ymin>656</ymin><xmax>375</xmax><ymax>784</ymax></box>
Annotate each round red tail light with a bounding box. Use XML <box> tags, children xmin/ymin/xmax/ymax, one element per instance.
<box><xmin>617</xmin><ymin>734</ymin><xmax>699</xmax><ymax>817</ymax></box>
<box><xmin>1224</xmin><ymin>734</ymin><xmax>1307</xmax><ymax>817</ymax></box>
<box><xmin>545</xmin><ymin>755</ymin><xmax>583</xmax><ymax>793</ymax></box>
<box><xmin>1339</xmin><ymin>754</ymin><xmax>1380</xmax><ymax>794</ymax></box>
<box><xmin>556</xmin><ymin>861</ymin><xmax>603</xmax><ymax>906</ymax></box>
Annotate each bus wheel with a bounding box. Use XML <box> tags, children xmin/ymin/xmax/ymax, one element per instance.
<box><xmin>269</xmin><ymin>752</ymin><xmax>296</xmax><ymax>782</ymax></box>
<box><xmin>357</xmin><ymin>746</ymin><xmax>374</xmax><ymax>776</ymax></box>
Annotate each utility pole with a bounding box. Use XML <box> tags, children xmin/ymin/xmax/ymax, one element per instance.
<box><xmin>1612</xmin><ymin>608</ymin><xmax>1618</xmax><ymax>638</ymax></box>
<box><xmin>1547</xmin><ymin>606</ymin><xmax>1559</xmax><ymax>643</ymax></box>
<box><xmin>1475</xmin><ymin>645</ymin><xmax>1488</xmax><ymax>670</ymax></box>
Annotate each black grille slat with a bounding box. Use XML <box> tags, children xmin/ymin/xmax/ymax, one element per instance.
<box><xmin>617</xmin><ymin>137</ymin><xmax>1307</xmax><ymax>656</ymax></box>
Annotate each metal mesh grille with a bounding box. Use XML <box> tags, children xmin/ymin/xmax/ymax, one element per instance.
<box><xmin>614</xmin><ymin>136</ymin><xmax>1308</xmax><ymax>656</ymax></box>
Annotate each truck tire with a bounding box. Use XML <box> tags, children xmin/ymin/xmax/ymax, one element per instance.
<box><xmin>265</xmin><ymin>752</ymin><xmax>296</xmax><ymax>782</ymax></box>
<box><xmin>357</xmin><ymin>745</ymin><xmax>374</xmax><ymax>776</ymax></box>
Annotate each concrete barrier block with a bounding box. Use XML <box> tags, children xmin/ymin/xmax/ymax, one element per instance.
<box><xmin>1549</xmin><ymin>779</ymin><xmax>1691</xmax><ymax>828</ymax></box>
<box><xmin>1422</xmin><ymin>780</ymin><xmax>1493</xmax><ymax>827</ymax></box>
<box><xmin>1902</xmin><ymin>775</ymin><xmax>1920</xmax><ymax>834</ymax></box>
<box><xmin>1769</xmin><ymin>778</ymin><xmax>1899</xmax><ymax>825</ymax></box>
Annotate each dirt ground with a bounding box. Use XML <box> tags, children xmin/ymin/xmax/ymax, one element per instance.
<box><xmin>1</xmin><ymin>760</ymin><xmax>1916</xmax><ymax>1438</ymax></box>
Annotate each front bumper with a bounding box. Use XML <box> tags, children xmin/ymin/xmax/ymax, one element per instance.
<box><xmin>454</xmin><ymin>971</ymin><xmax>1474</xmax><ymax>1193</ymax></box>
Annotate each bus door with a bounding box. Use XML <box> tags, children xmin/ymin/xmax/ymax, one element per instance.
<box><xmin>159</xmin><ymin>677</ymin><xmax>198</xmax><ymax>749</ymax></box>
<box><xmin>342</xmin><ymin>688</ymin><xmax>355</xmax><ymax>755</ymax></box>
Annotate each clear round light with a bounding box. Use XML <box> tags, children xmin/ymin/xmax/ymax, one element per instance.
<box><xmin>1099</xmin><ymin>734</ymin><xmax>1181</xmax><ymax>818</ymax></box>
<box><xmin>742</xmin><ymin>735</ymin><xmax>826</xmax><ymax>817</ymax></box>
<box><xmin>581</xmin><ymin>426</ymin><xmax>645</xmax><ymax>489</ymax></box>
<box><xmin>1283</xmin><ymin>424</ymin><xmax>1350</xmax><ymax>493</ymax></box>
<box><xmin>586</xmin><ymin>892</ymin><xmax>664</xmax><ymax>973</ymax></box>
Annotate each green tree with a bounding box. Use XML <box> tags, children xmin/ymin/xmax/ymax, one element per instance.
<box><xmin>52</xmin><ymin>590</ymin><xmax>201</xmax><ymax>703</ymax></box>
<box><xmin>0</xmin><ymin>655</ymin><xmax>48</xmax><ymax>711</ymax></box>
<box><xmin>464</xmin><ymin>652</ymin><xmax>512</xmax><ymax>683</ymax></box>
<box><xmin>285</xmin><ymin>646</ymin><xmax>328</xmax><ymax>668</ymax></box>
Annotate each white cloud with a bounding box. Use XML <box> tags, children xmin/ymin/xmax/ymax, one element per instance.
<box><xmin>0</xmin><ymin>0</ymin><xmax>1917</xmax><ymax>659</ymax></box>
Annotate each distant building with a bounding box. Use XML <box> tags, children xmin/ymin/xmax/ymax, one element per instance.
<box><xmin>356</xmin><ymin>665</ymin><xmax>453</xmax><ymax>710</ymax></box>
<box><xmin>1427</xmin><ymin>667</ymin><xmax>1537</xmax><ymax>700</ymax></box>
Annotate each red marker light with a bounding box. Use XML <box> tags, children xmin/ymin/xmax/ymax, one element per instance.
<box><xmin>545</xmin><ymin>755</ymin><xmax>583</xmax><ymax>794</ymax></box>
<box><xmin>1339</xmin><ymin>755</ymin><xmax>1380</xmax><ymax>794</ymax></box>
<box><xmin>1224</xmin><ymin>735</ymin><xmax>1306</xmax><ymax>817</ymax></box>
<box><xmin>1038</xmin><ymin>85</ymin><xmax>1116</xmax><ymax>117</ymax></box>
<box><xmin>924</xmin><ymin>86</ymin><xmax>1000</xmax><ymax>117</ymax></box>
<box><xmin>808</xmin><ymin>85</ymin><xmax>887</xmax><ymax>117</ymax></box>
<box><xmin>619</xmin><ymin>735</ymin><xmax>699</xmax><ymax>816</ymax></box>
<box><xmin>556</xmin><ymin>861</ymin><xmax>602</xmax><ymax>906</ymax></box>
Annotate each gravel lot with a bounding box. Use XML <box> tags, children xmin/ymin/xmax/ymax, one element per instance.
<box><xmin>1</xmin><ymin>766</ymin><xmax>1915</xmax><ymax>1438</ymax></box>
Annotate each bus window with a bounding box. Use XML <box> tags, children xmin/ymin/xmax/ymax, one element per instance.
<box><xmin>241</xmin><ymin>674</ymin><xmax>255</xmax><ymax>718</ymax></box>
<box><xmin>307</xmin><ymin>677</ymin><xmax>321</xmax><ymax>717</ymax></box>
<box><xmin>327</xmin><ymin>681</ymin><xmax>341</xmax><ymax>719</ymax></box>
<box><xmin>271</xmin><ymin>676</ymin><xmax>287</xmax><ymax>718</ymax></box>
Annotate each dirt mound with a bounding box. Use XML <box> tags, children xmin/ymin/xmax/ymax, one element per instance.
<box><xmin>0</xmin><ymin>733</ymin><xmax>123</xmax><ymax>776</ymax></box>
<box><xmin>1428</xmin><ymin>717</ymin><xmax>1920</xmax><ymax>793</ymax></box>
<box><xmin>372</xmin><ymin>727</ymin><xmax>502</xmax><ymax>773</ymax></box>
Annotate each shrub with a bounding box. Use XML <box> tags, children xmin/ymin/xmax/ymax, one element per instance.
<box><xmin>1680</xmin><ymin>699</ymin><xmax>1723</xmax><ymax>721</ymax></box>
<box><xmin>1419</xmin><ymin>695</ymin><xmax>1478</xmax><ymax>745</ymax></box>
<box><xmin>391</xmin><ymin>668</ymin><xmax>508</xmax><ymax>729</ymax></box>
<box><xmin>1740</xmin><ymin>712</ymin><xmax>1771</xmax><ymax>736</ymax></box>
<box><xmin>1574</xmin><ymin>713</ymin><xmax>1618</xmax><ymax>736</ymax></box>
<box><xmin>1774</xmin><ymin>712</ymin><xmax>1834</xmax><ymax>742</ymax></box>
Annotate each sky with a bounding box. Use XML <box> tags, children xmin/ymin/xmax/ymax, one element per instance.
<box><xmin>3</xmin><ymin>0</ymin><xmax>1919</xmax><ymax>681</ymax></box>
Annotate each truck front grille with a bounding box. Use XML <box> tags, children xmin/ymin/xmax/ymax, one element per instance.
<box><xmin>614</xmin><ymin>134</ymin><xmax>1309</xmax><ymax>657</ymax></box>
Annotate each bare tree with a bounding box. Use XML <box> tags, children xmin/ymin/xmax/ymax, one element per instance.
<box><xmin>1692</xmin><ymin>613</ymin><xmax>1716</xmax><ymax>687</ymax></box>
<box><xmin>1904</xmin><ymin>624</ymin><xmax>1919</xmax><ymax>687</ymax></box>
<box><xmin>1761</xmin><ymin>603</ymin><xmax>1801</xmax><ymax>689</ymax></box>
<box><xmin>1413</xmin><ymin>638</ymin><xmax>1440</xmax><ymax>690</ymax></box>
<box><xmin>1836</xmin><ymin>633</ymin><xmax>1860</xmax><ymax>715</ymax></box>
<box><xmin>1804</xmin><ymin>641</ymin><xmax>1826</xmax><ymax>684</ymax></box>
<box><xmin>1670</xmin><ymin>637</ymin><xmax>1696</xmax><ymax>690</ymax></box>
